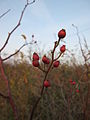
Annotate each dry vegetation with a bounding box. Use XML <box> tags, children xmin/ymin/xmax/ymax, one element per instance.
<box><xmin>0</xmin><ymin>43</ymin><xmax>90</xmax><ymax>120</ymax></box>
<box><xmin>0</xmin><ymin>0</ymin><xmax>90</xmax><ymax>120</ymax></box>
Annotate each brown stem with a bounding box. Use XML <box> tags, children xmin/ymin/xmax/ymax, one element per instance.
<box><xmin>38</xmin><ymin>65</ymin><xmax>47</xmax><ymax>73</ymax></box>
<box><xmin>29</xmin><ymin>61</ymin><xmax>53</xmax><ymax>120</ymax></box>
<box><xmin>0</xmin><ymin>9</ymin><xmax>11</xmax><ymax>19</ymax></box>
<box><xmin>29</xmin><ymin>38</ymin><xmax>61</xmax><ymax>120</ymax></box>
<box><xmin>0</xmin><ymin>0</ymin><xmax>35</xmax><ymax>52</ymax></box>
<box><xmin>2</xmin><ymin>42</ymin><xmax>33</xmax><ymax>61</ymax></box>
<box><xmin>54</xmin><ymin>52</ymin><xmax>62</xmax><ymax>61</ymax></box>
<box><xmin>0</xmin><ymin>57</ymin><xmax>18</xmax><ymax>120</ymax></box>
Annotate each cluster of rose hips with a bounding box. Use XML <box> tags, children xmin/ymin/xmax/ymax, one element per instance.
<box><xmin>32</xmin><ymin>29</ymin><xmax>66</xmax><ymax>88</ymax></box>
<box><xmin>69</xmin><ymin>79</ymin><xmax>80</xmax><ymax>93</ymax></box>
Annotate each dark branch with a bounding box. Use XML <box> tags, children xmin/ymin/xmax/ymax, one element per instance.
<box><xmin>0</xmin><ymin>9</ymin><xmax>11</xmax><ymax>19</ymax></box>
<box><xmin>0</xmin><ymin>0</ymin><xmax>36</xmax><ymax>52</ymax></box>
<box><xmin>2</xmin><ymin>42</ymin><xmax>33</xmax><ymax>61</ymax></box>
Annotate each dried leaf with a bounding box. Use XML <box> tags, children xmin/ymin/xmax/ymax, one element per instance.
<box><xmin>21</xmin><ymin>34</ymin><xmax>27</xmax><ymax>40</ymax></box>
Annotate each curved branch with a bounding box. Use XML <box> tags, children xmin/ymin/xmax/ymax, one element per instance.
<box><xmin>38</xmin><ymin>65</ymin><xmax>47</xmax><ymax>73</ymax></box>
<box><xmin>54</xmin><ymin>52</ymin><xmax>62</xmax><ymax>61</ymax></box>
<box><xmin>2</xmin><ymin>42</ymin><xmax>34</xmax><ymax>61</ymax></box>
<box><xmin>0</xmin><ymin>0</ymin><xmax>36</xmax><ymax>52</ymax></box>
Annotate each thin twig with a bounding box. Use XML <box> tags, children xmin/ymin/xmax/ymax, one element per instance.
<box><xmin>2</xmin><ymin>42</ymin><xmax>34</xmax><ymax>61</ymax></box>
<box><xmin>54</xmin><ymin>52</ymin><xmax>62</xmax><ymax>61</ymax></box>
<box><xmin>0</xmin><ymin>0</ymin><xmax>36</xmax><ymax>52</ymax></box>
<box><xmin>0</xmin><ymin>9</ymin><xmax>11</xmax><ymax>19</ymax></box>
<box><xmin>38</xmin><ymin>65</ymin><xmax>47</xmax><ymax>73</ymax></box>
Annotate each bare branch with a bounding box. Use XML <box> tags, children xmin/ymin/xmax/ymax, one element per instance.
<box><xmin>83</xmin><ymin>36</ymin><xmax>89</xmax><ymax>50</ymax></box>
<box><xmin>0</xmin><ymin>9</ymin><xmax>11</xmax><ymax>19</ymax></box>
<box><xmin>28</xmin><ymin>0</ymin><xmax>36</xmax><ymax>5</ymax></box>
<box><xmin>0</xmin><ymin>0</ymin><xmax>36</xmax><ymax>52</ymax></box>
<box><xmin>38</xmin><ymin>65</ymin><xmax>47</xmax><ymax>73</ymax></box>
<box><xmin>2</xmin><ymin>42</ymin><xmax>34</xmax><ymax>61</ymax></box>
<box><xmin>72</xmin><ymin>24</ymin><xmax>87</xmax><ymax>62</ymax></box>
<box><xmin>0</xmin><ymin>57</ymin><xmax>18</xmax><ymax>120</ymax></box>
<box><xmin>72</xmin><ymin>24</ymin><xmax>90</xmax><ymax>120</ymax></box>
<box><xmin>54</xmin><ymin>52</ymin><xmax>62</xmax><ymax>61</ymax></box>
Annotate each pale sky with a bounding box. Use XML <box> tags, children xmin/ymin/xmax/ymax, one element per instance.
<box><xmin>0</xmin><ymin>0</ymin><xmax>90</xmax><ymax>59</ymax></box>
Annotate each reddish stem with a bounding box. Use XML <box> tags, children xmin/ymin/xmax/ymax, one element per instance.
<box><xmin>29</xmin><ymin>38</ymin><xmax>61</xmax><ymax>120</ymax></box>
<box><xmin>0</xmin><ymin>57</ymin><xmax>18</xmax><ymax>120</ymax></box>
<box><xmin>0</xmin><ymin>0</ymin><xmax>35</xmax><ymax>52</ymax></box>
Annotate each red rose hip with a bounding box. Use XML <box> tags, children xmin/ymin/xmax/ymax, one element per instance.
<box><xmin>42</xmin><ymin>55</ymin><xmax>50</xmax><ymax>64</ymax></box>
<box><xmin>69</xmin><ymin>79</ymin><xmax>73</xmax><ymax>84</ymax></box>
<box><xmin>76</xmin><ymin>89</ymin><xmax>79</xmax><ymax>93</ymax></box>
<box><xmin>32</xmin><ymin>60</ymin><xmax>39</xmax><ymax>67</ymax></box>
<box><xmin>44</xmin><ymin>80</ymin><xmax>50</xmax><ymax>88</ymax></box>
<box><xmin>60</xmin><ymin>45</ymin><xmax>66</xmax><ymax>53</ymax></box>
<box><xmin>33</xmin><ymin>52</ymin><xmax>39</xmax><ymax>60</ymax></box>
<box><xmin>53</xmin><ymin>61</ymin><xmax>60</xmax><ymax>67</ymax></box>
<box><xmin>72</xmin><ymin>81</ymin><xmax>76</xmax><ymax>85</ymax></box>
<box><xmin>58</xmin><ymin>29</ymin><xmax>66</xmax><ymax>39</ymax></box>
